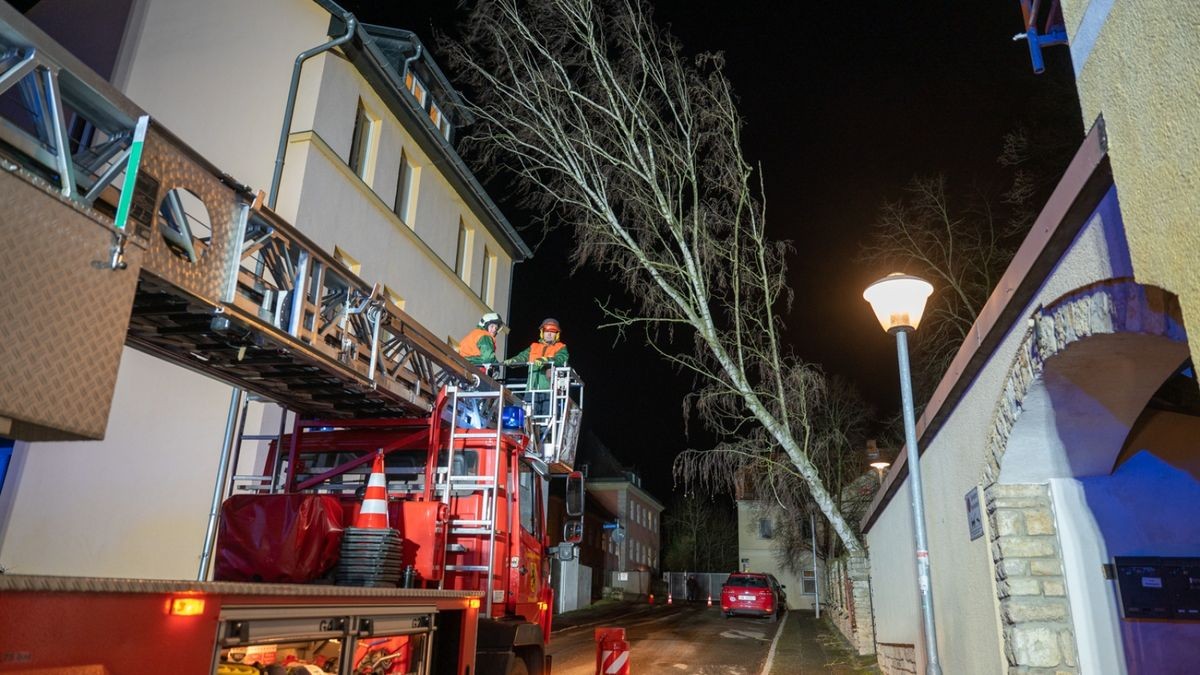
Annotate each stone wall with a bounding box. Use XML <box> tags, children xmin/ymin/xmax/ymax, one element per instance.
<box><xmin>826</xmin><ymin>555</ymin><xmax>876</xmax><ymax>655</ymax></box>
<box><xmin>986</xmin><ymin>483</ymin><xmax>1078</xmax><ymax>673</ymax></box>
<box><xmin>877</xmin><ymin>642</ymin><xmax>917</xmax><ymax>675</ymax></box>
<box><xmin>976</xmin><ymin>281</ymin><xmax>1186</xmax><ymax>672</ymax></box>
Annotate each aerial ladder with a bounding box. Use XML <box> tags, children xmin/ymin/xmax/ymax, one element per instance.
<box><xmin>0</xmin><ymin>5</ymin><xmax>583</xmax><ymax>674</ymax></box>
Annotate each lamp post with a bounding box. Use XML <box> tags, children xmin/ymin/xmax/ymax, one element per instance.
<box><xmin>863</xmin><ymin>273</ymin><xmax>942</xmax><ymax>675</ymax></box>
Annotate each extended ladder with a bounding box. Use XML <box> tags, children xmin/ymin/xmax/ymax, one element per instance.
<box><xmin>0</xmin><ymin>4</ymin><xmax>489</xmax><ymax>440</ymax></box>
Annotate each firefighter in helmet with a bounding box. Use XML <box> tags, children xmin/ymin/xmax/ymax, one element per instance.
<box><xmin>505</xmin><ymin>318</ymin><xmax>569</xmax><ymax>405</ymax></box>
<box><xmin>457</xmin><ymin>312</ymin><xmax>504</xmax><ymax>369</ymax></box>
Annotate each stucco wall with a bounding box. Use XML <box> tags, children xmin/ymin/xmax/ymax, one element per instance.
<box><xmin>1060</xmin><ymin>1</ymin><xmax>1200</xmax><ymax>375</ymax></box>
<box><xmin>865</xmin><ymin>186</ymin><xmax>1134</xmax><ymax>674</ymax></box>
<box><xmin>0</xmin><ymin>349</ymin><xmax>267</xmax><ymax>577</ymax></box>
<box><xmin>736</xmin><ymin>501</ymin><xmax>819</xmax><ymax>610</ymax></box>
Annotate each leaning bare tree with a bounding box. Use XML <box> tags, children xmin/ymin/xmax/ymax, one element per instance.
<box><xmin>447</xmin><ymin>0</ymin><xmax>865</xmax><ymax>553</ymax></box>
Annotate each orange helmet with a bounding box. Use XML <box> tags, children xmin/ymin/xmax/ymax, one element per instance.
<box><xmin>540</xmin><ymin>317</ymin><xmax>561</xmax><ymax>341</ymax></box>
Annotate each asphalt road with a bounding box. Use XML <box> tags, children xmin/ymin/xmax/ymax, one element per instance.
<box><xmin>548</xmin><ymin>602</ymin><xmax>783</xmax><ymax>675</ymax></box>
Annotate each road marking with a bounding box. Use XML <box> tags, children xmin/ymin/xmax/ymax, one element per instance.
<box><xmin>757</xmin><ymin>612</ymin><xmax>789</xmax><ymax>675</ymax></box>
<box><xmin>720</xmin><ymin>629</ymin><xmax>768</xmax><ymax>641</ymax></box>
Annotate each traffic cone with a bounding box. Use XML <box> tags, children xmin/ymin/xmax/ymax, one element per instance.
<box><xmin>648</xmin><ymin>593</ymin><xmax>655</xmax><ymax>605</ymax></box>
<box><xmin>706</xmin><ymin>595</ymin><xmax>712</xmax><ymax>607</ymax></box>
<box><xmin>353</xmin><ymin>452</ymin><xmax>389</xmax><ymax>529</ymax></box>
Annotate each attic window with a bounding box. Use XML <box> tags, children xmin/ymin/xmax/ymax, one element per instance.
<box><xmin>429</xmin><ymin>102</ymin><xmax>451</xmax><ymax>140</ymax></box>
<box><xmin>405</xmin><ymin>70</ymin><xmax>428</xmax><ymax>107</ymax></box>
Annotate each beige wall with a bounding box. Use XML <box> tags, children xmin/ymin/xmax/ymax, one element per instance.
<box><xmin>866</xmin><ymin>190</ymin><xmax>1134</xmax><ymax>674</ymax></box>
<box><xmin>735</xmin><ymin>501</ymin><xmax>818</xmax><ymax>610</ymax></box>
<box><xmin>1060</xmin><ymin>1</ymin><xmax>1200</xmax><ymax>366</ymax></box>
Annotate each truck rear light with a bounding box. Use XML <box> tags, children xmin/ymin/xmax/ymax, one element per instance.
<box><xmin>169</xmin><ymin>597</ymin><xmax>205</xmax><ymax>616</ymax></box>
<box><xmin>468</xmin><ymin>598</ymin><xmax>481</xmax><ymax>609</ymax></box>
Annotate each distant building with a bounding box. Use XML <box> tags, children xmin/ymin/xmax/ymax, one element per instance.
<box><xmin>575</xmin><ymin>433</ymin><xmax>664</xmax><ymax>597</ymax></box>
<box><xmin>0</xmin><ymin>0</ymin><xmax>529</xmax><ymax>578</ymax></box>
<box><xmin>735</xmin><ymin>502</ymin><xmax>820</xmax><ymax>611</ymax></box>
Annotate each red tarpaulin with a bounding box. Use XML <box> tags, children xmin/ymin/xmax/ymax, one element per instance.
<box><xmin>214</xmin><ymin>494</ymin><xmax>344</xmax><ymax>583</ymax></box>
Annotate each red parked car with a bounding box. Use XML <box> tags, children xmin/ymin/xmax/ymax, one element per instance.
<box><xmin>720</xmin><ymin>572</ymin><xmax>786</xmax><ymax>620</ymax></box>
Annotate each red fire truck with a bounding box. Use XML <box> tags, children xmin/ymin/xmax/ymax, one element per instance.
<box><xmin>209</xmin><ymin>375</ymin><xmax>587</xmax><ymax>675</ymax></box>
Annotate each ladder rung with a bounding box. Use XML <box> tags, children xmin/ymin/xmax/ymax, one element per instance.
<box><xmin>445</xmin><ymin>565</ymin><xmax>491</xmax><ymax>572</ymax></box>
<box><xmin>239</xmin><ymin>434</ymin><xmax>279</xmax><ymax>441</ymax></box>
<box><xmin>453</xmin><ymin>519</ymin><xmax>493</xmax><ymax>526</ymax></box>
<box><xmin>452</xmin><ymin>527</ymin><xmax>493</xmax><ymax>535</ymax></box>
<box><xmin>446</xmin><ymin>544</ymin><xmax>467</xmax><ymax>553</ymax></box>
<box><xmin>448</xmin><ymin>477</ymin><xmax>495</xmax><ymax>486</ymax></box>
<box><xmin>451</xmin><ymin>432</ymin><xmax>500</xmax><ymax>439</ymax></box>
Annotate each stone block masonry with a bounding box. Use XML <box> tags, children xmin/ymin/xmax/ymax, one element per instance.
<box><xmin>877</xmin><ymin>642</ymin><xmax>917</xmax><ymax>675</ymax></box>
<box><xmin>986</xmin><ymin>483</ymin><xmax>1079</xmax><ymax>673</ymax></box>
<box><xmin>826</xmin><ymin>555</ymin><xmax>877</xmax><ymax>656</ymax></box>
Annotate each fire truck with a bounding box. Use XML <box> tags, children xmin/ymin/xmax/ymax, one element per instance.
<box><xmin>0</xmin><ymin>5</ymin><xmax>583</xmax><ymax>674</ymax></box>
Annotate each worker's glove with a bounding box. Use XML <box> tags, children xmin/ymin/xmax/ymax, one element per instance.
<box><xmin>534</xmin><ymin>357</ymin><xmax>551</xmax><ymax>368</ymax></box>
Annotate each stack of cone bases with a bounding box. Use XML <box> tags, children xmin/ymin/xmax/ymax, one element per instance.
<box><xmin>337</xmin><ymin>453</ymin><xmax>404</xmax><ymax>587</ymax></box>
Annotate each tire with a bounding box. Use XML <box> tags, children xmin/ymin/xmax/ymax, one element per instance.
<box><xmin>507</xmin><ymin>656</ymin><xmax>530</xmax><ymax>675</ymax></box>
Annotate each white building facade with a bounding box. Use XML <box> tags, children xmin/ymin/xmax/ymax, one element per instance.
<box><xmin>0</xmin><ymin>0</ymin><xmax>529</xmax><ymax>579</ymax></box>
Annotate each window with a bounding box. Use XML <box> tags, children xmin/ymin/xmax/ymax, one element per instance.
<box><xmin>429</xmin><ymin>102</ymin><xmax>452</xmax><ymax>140</ymax></box>
<box><xmin>479</xmin><ymin>245</ymin><xmax>496</xmax><ymax>305</ymax></box>
<box><xmin>348</xmin><ymin>100</ymin><xmax>377</xmax><ymax>180</ymax></box>
<box><xmin>405</xmin><ymin>71</ymin><xmax>427</xmax><ymax>107</ymax></box>
<box><xmin>803</xmin><ymin>569</ymin><xmax>817</xmax><ymax>595</ymax></box>
<box><xmin>454</xmin><ymin>219</ymin><xmax>472</xmax><ymax>281</ymax></box>
<box><xmin>518</xmin><ymin>462</ymin><xmax>541</xmax><ymax>540</ymax></box>
<box><xmin>394</xmin><ymin>149</ymin><xmax>417</xmax><ymax>226</ymax></box>
<box><xmin>758</xmin><ymin>518</ymin><xmax>773</xmax><ymax>539</ymax></box>
<box><xmin>333</xmin><ymin>246</ymin><xmax>361</xmax><ymax>276</ymax></box>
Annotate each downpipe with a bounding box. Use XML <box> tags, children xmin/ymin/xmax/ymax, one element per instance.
<box><xmin>268</xmin><ymin>9</ymin><xmax>357</xmax><ymax>209</ymax></box>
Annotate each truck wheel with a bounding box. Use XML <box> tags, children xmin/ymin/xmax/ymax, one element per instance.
<box><xmin>507</xmin><ymin>656</ymin><xmax>530</xmax><ymax>675</ymax></box>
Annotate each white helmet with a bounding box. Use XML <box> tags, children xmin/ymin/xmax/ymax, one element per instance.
<box><xmin>478</xmin><ymin>312</ymin><xmax>504</xmax><ymax>329</ymax></box>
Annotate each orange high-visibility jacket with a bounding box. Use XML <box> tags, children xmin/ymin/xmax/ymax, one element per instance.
<box><xmin>528</xmin><ymin>341</ymin><xmax>566</xmax><ymax>361</ymax></box>
<box><xmin>457</xmin><ymin>328</ymin><xmax>497</xmax><ymax>365</ymax></box>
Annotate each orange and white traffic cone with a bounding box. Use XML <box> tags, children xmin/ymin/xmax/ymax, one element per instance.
<box><xmin>353</xmin><ymin>452</ymin><xmax>389</xmax><ymax>529</ymax></box>
<box><xmin>707</xmin><ymin>595</ymin><xmax>712</xmax><ymax>607</ymax></box>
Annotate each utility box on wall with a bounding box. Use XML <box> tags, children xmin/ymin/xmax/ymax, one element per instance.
<box><xmin>1113</xmin><ymin>556</ymin><xmax>1200</xmax><ymax>621</ymax></box>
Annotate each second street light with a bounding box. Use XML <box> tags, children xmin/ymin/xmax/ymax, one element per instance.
<box><xmin>863</xmin><ymin>273</ymin><xmax>942</xmax><ymax>675</ymax></box>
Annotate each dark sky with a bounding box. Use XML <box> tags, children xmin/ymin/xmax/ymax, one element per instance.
<box><xmin>339</xmin><ymin>1</ymin><xmax>1079</xmax><ymax>500</ymax></box>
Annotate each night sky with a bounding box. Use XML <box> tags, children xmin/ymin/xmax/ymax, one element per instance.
<box><xmin>332</xmin><ymin>2</ymin><xmax>1078</xmax><ymax>500</ymax></box>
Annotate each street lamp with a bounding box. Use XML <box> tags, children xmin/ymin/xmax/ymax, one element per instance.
<box><xmin>866</xmin><ymin>440</ymin><xmax>890</xmax><ymax>485</ymax></box>
<box><xmin>863</xmin><ymin>273</ymin><xmax>942</xmax><ymax>675</ymax></box>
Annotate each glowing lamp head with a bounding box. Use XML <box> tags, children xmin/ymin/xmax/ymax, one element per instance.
<box><xmin>863</xmin><ymin>273</ymin><xmax>934</xmax><ymax>333</ymax></box>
